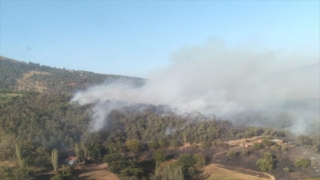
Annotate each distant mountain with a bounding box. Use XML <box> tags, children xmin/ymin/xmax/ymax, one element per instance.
<box><xmin>0</xmin><ymin>56</ymin><xmax>144</xmax><ymax>94</ymax></box>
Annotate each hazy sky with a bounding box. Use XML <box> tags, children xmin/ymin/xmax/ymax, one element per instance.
<box><xmin>0</xmin><ymin>1</ymin><xmax>319</xmax><ymax>77</ymax></box>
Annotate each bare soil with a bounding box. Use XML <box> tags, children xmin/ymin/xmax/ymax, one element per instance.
<box><xmin>75</xmin><ymin>162</ymin><xmax>119</xmax><ymax>180</ymax></box>
<box><xmin>200</xmin><ymin>163</ymin><xmax>273</xmax><ymax>180</ymax></box>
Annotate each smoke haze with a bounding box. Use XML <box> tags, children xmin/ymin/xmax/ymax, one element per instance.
<box><xmin>72</xmin><ymin>40</ymin><xmax>319</xmax><ymax>132</ymax></box>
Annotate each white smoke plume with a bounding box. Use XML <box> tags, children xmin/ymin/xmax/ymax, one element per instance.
<box><xmin>72</xmin><ymin>40</ymin><xmax>319</xmax><ymax>132</ymax></box>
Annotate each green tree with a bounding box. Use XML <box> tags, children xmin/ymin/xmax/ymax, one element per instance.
<box><xmin>256</xmin><ymin>152</ymin><xmax>275</xmax><ymax>172</ymax></box>
<box><xmin>294</xmin><ymin>158</ymin><xmax>310</xmax><ymax>168</ymax></box>
<box><xmin>15</xmin><ymin>144</ymin><xmax>25</xmax><ymax>168</ymax></box>
<box><xmin>169</xmin><ymin>140</ymin><xmax>180</xmax><ymax>149</ymax></box>
<box><xmin>153</xmin><ymin>150</ymin><xmax>166</xmax><ymax>164</ymax></box>
<box><xmin>193</xmin><ymin>153</ymin><xmax>205</xmax><ymax>168</ymax></box>
<box><xmin>0</xmin><ymin>166</ymin><xmax>33</xmax><ymax>180</ymax></box>
<box><xmin>51</xmin><ymin>149</ymin><xmax>59</xmax><ymax>172</ymax></box>
<box><xmin>74</xmin><ymin>143</ymin><xmax>84</xmax><ymax>163</ymax></box>
<box><xmin>262</xmin><ymin>137</ymin><xmax>273</xmax><ymax>147</ymax></box>
<box><xmin>177</xmin><ymin>154</ymin><xmax>195</xmax><ymax>168</ymax></box>
<box><xmin>125</xmin><ymin>139</ymin><xmax>140</xmax><ymax>152</ymax></box>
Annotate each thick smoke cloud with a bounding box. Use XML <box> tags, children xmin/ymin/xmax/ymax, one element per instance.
<box><xmin>72</xmin><ymin>40</ymin><xmax>319</xmax><ymax>132</ymax></box>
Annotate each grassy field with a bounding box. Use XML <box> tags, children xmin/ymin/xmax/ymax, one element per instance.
<box><xmin>202</xmin><ymin>164</ymin><xmax>272</xmax><ymax>180</ymax></box>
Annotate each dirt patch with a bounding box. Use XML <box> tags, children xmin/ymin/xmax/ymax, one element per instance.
<box><xmin>201</xmin><ymin>163</ymin><xmax>273</xmax><ymax>180</ymax></box>
<box><xmin>0</xmin><ymin>161</ymin><xmax>17</xmax><ymax>167</ymax></box>
<box><xmin>75</xmin><ymin>162</ymin><xmax>119</xmax><ymax>180</ymax></box>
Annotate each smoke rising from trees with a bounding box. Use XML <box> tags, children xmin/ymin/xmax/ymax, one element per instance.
<box><xmin>72</xmin><ymin>40</ymin><xmax>319</xmax><ymax>132</ymax></box>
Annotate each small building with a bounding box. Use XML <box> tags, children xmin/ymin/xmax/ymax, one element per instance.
<box><xmin>64</xmin><ymin>156</ymin><xmax>80</xmax><ymax>165</ymax></box>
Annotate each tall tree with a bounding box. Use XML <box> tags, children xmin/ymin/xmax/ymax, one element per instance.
<box><xmin>283</xmin><ymin>167</ymin><xmax>289</xmax><ymax>180</ymax></box>
<box><xmin>51</xmin><ymin>149</ymin><xmax>59</xmax><ymax>172</ymax></box>
<box><xmin>74</xmin><ymin>143</ymin><xmax>84</xmax><ymax>163</ymax></box>
<box><xmin>15</xmin><ymin>144</ymin><xmax>24</xmax><ymax>168</ymax></box>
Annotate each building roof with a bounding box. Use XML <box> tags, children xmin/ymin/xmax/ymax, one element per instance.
<box><xmin>270</xmin><ymin>139</ymin><xmax>283</xmax><ymax>143</ymax></box>
<box><xmin>66</xmin><ymin>156</ymin><xmax>78</xmax><ymax>162</ymax></box>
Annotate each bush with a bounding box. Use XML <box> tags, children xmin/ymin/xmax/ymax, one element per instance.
<box><xmin>153</xmin><ymin>150</ymin><xmax>166</xmax><ymax>164</ymax></box>
<box><xmin>262</xmin><ymin>137</ymin><xmax>273</xmax><ymax>147</ymax></box>
<box><xmin>294</xmin><ymin>158</ymin><xmax>311</xmax><ymax>168</ymax></box>
<box><xmin>256</xmin><ymin>152</ymin><xmax>275</xmax><ymax>172</ymax></box>
<box><xmin>148</xmin><ymin>141</ymin><xmax>158</xmax><ymax>150</ymax></box>
<box><xmin>313</xmin><ymin>144</ymin><xmax>320</xmax><ymax>153</ymax></box>
<box><xmin>125</xmin><ymin>139</ymin><xmax>140</xmax><ymax>152</ymax></box>
<box><xmin>270</xmin><ymin>144</ymin><xmax>281</xmax><ymax>151</ymax></box>
<box><xmin>169</xmin><ymin>140</ymin><xmax>181</xmax><ymax>148</ymax></box>
<box><xmin>241</xmin><ymin>149</ymin><xmax>249</xmax><ymax>157</ymax></box>
<box><xmin>103</xmin><ymin>153</ymin><xmax>123</xmax><ymax>164</ymax></box>
<box><xmin>193</xmin><ymin>153</ymin><xmax>206</xmax><ymax>168</ymax></box>
<box><xmin>201</xmin><ymin>141</ymin><xmax>211</xmax><ymax>149</ymax></box>
<box><xmin>103</xmin><ymin>153</ymin><xmax>128</xmax><ymax>173</ymax></box>
<box><xmin>297</xmin><ymin>135</ymin><xmax>313</xmax><ymax>146</ymax></box>
<box><xmin>177</xmin><ymin>154</ymin><xmax>196</xmax><ymax>168</ymax></box>
<box><xmin>252</xmin><ymin>142</ymin><xmax>264</xmax><ymax>150</ymax></box>
<box><xmin>226</xmin><ymin>150</ymin><xmax>237</xmax><ymax>158</ymax></box>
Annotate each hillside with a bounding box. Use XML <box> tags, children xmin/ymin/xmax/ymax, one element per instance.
<box><xmin>0</xmin><ymin>56</ymin><xmax>144</xmax><ymax>94</ymax></box>
<box><xmin>1</xmin><ymin>56</ymin><xmax>320</xmax><ymax>180</ymax></box>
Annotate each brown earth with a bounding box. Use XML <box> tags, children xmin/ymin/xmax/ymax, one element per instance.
<box><xmin>201</xmin><ymin>163</ymin><xmax>274</xmax><ymax>180</ymax></box>
<box><xmin>75</xmin><ymin>162</ymin><xmax>119</xmax><ymax>180</ymax></box>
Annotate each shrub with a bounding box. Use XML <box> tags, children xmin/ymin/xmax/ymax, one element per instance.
<box><xmin>294</xmin><ymin>158</ymin><xmax>311</xmax><ymax>168</ymax></box>
<box><xmin>201</xmin><ymin>141</ymin><xmax>211</xmax><ymax>149</ymax></box>
<box><xmin>241</xmin><ymin>149</ymin><xmax>249</xmax><ymax>157</ymax></box>
<box><xmin>226</xmin><ymin>150</ymin><xmax>237</xmax><ymax>158</ymax></box>
<box><xmin>193</xmin><ymin>153</ymin><xmax>206</xmax><ymax>168</ymax></box>
<box><xmin>262</xmin><ymin>137</ymin><xmax>273</xmax><ymax>147</ymax></box>
<box><xmin>125</xmin><ymin>139</ymin><xmax>140</xmax><ymax>152</ymax></box>
<box><xmin>148</xmin><ymin>141</ymin><xmax>158</xmax><ymax>150</ymax></box>
<box><xmin>256</xmin><ymin>152</ymin><xmax>275</xmax><ymax>172</ymax></box>
<box><xmin>153</xmin><ymin>150</ymin><xmax>166</xmax><ymax>164</ymax></box>
<box><xmin>177</xmin><ymin>154</ymin><xmax>196</xmax><ymax>168</ymax></box>
<box><xmin>313</xmin><ymin>144</ymin><xmax>320</xmax><ymax>153</ymax></box>
<box><xmin>252</xmin><ymin>142</ymin><xmax>264</xmax><ymax>150</ymax></box>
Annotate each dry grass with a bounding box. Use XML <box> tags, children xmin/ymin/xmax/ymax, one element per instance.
<box><xmin>202</xmin><ymin>164</ymin><xmax>272</xmax><ymax>180</ymax></box>
<box><xmin>76</xmin><ymin>162</ymin><xmax>119</xmax><ymax>180</ymax></box>
<box><xmin>0</xmin><ymin>161</ymin><xmax>17</xmax><ymax>167</ymax></box>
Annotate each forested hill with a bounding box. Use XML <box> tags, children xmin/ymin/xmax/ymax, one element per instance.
<box><xmin>0</xmin><ymin>56</ymin><xmax>144</xmax><ymax>94</ymax></box>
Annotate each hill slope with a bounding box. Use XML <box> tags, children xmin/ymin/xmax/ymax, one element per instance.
<box><xmin>0</xmin><ymin>56</ymin><xmax>144</xmax><ymax>94</ymax></box>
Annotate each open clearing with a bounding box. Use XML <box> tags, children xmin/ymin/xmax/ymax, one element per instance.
<box><xmin>202</xmin><ymin>164</ymin><xmax>274</xmax><ymax>180</ymax></box>
<box><xmin>76</xmin><ymin>162</ymin><xmax>119</xmax><ymax>180</ymax></box>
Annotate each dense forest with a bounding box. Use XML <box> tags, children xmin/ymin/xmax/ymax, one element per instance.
<box><xmin>0</xmin><ymin>57</ymin><xmax>320</xmax><ymax>180</ymax></box>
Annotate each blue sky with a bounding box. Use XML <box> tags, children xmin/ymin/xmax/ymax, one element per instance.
<box><xmin>0</xmin><ymin>1</ymin><xmax>319</xmax><ymax>77</ymax></box>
